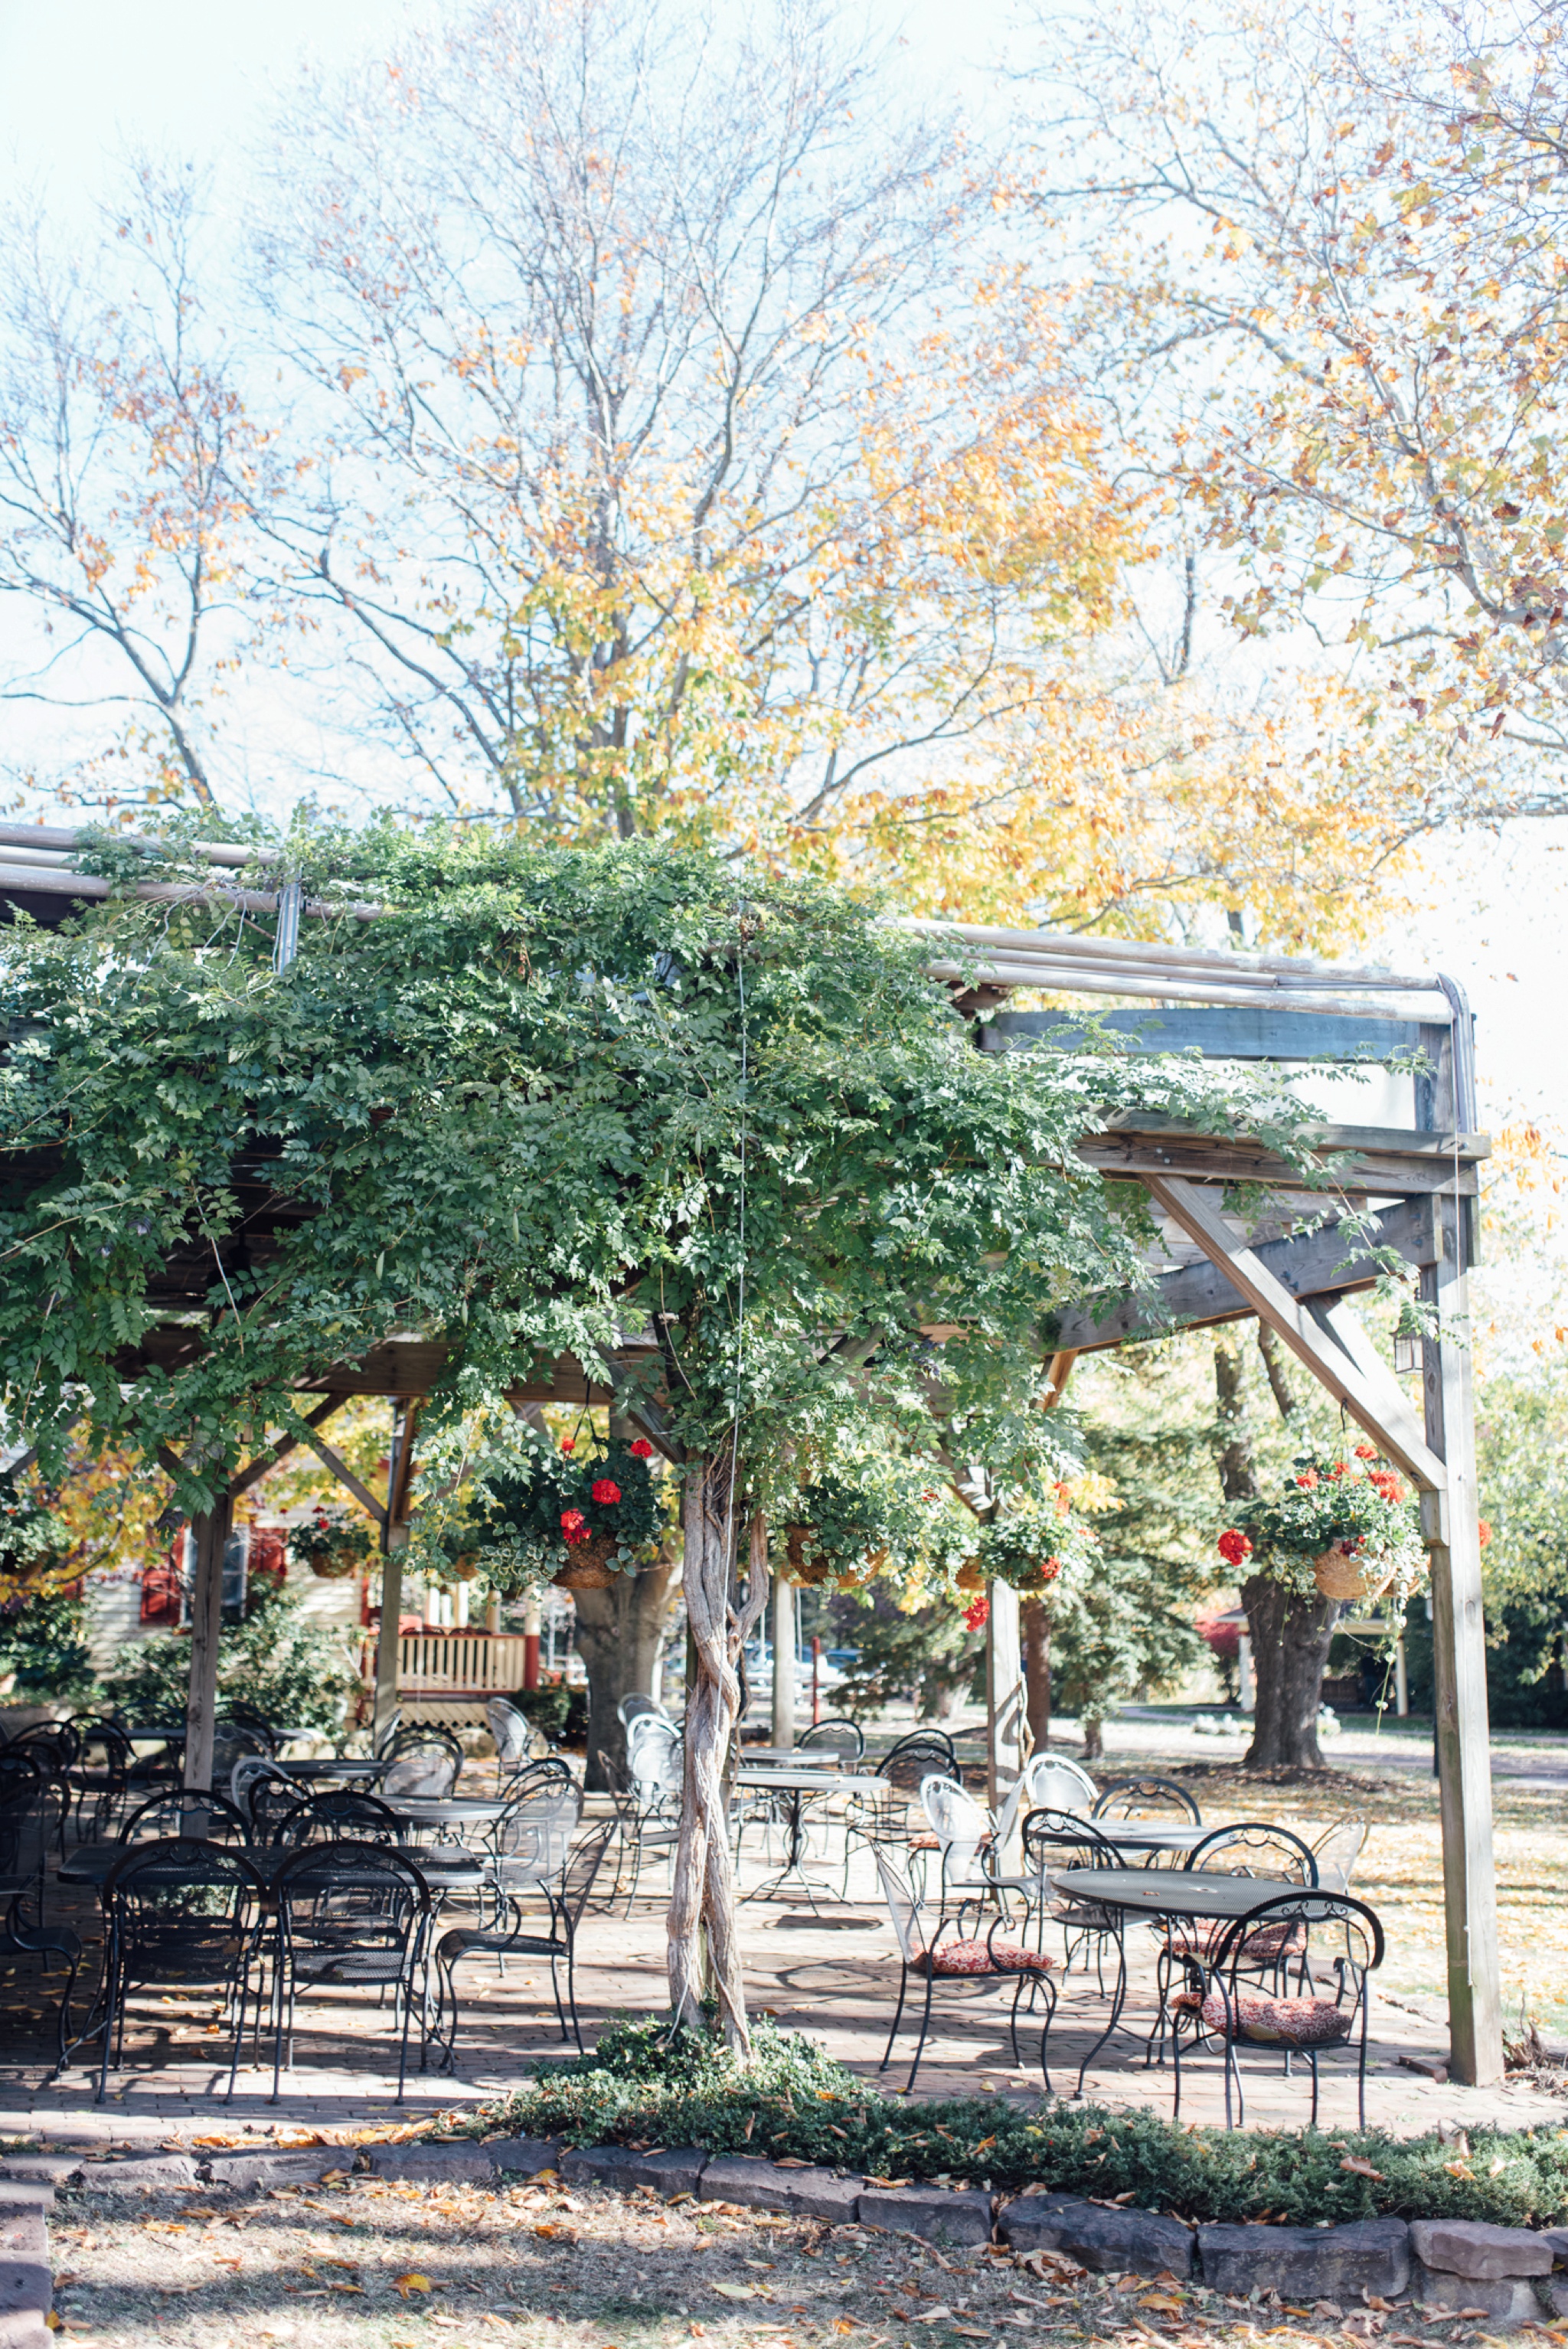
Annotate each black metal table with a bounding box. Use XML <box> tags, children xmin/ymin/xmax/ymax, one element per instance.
<box><xmin>1042</xmin><ymin>1865</ymin><xmax>1306</xmax><ymax>2093</ymax></box>
<box><xmin>59</xmin><ymin>1841</ymin><xmax>483</xmax><ymax>1893</ymax></box>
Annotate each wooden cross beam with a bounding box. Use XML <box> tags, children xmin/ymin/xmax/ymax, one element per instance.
<box><xmin>1050</xmin><ymin>1197</ymin><xmax>1438</xmax><ymax>1357</ymax></box>
<box><xmin>300</xmin><ymin>1430</ymin><xmax>389</xmax><ymax>1529</ymax></box>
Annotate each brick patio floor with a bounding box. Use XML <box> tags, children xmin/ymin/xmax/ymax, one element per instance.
<box><xmin>2</xmin><ymin>1726</ymin><xmax>1563</xmax><ymax>2151</ymax></box>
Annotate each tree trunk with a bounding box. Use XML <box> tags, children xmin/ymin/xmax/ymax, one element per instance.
<box><xmin>1241</xmin><ymin>1571</ymin><xmax>1338</xmax><ymax>1769</ymax></box>
<box><xmin>667</xmin><ymin>1447</ymin><xmax>765</xmax><ymax>2053</ymax></box>
<box><xmin>1214</xmin><ymin>1336</ymin><xmax>1257</xmax><ymax>1507</ymax></box>
<box><xmin>1081</xmin><ymin>1716</ymin><xmax>1104</xmax><ymax>1762</ymax></box>
<box><xmin>571</xmin><ymin>1552</ymin><xmax>680</xmax><ymax>1791</ymax></box>
<box><xmin>1021</xmin><ymin>1596</ymin><xmax>1051</xmax><ymax>1753</ymax></box>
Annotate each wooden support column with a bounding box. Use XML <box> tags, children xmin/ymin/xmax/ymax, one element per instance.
<box><xmin>987</xmin><ymin>1580</ymin><xmax>1023</xmax><ymax>1810</ymax></box>
<box><xmin>372</xmin><ymin>1403</ymin><xmax>416</xmax><ymax>1750</ymax></box>
<box><xmin>1143</xmin><ymin>1148</ymin><xmax>1502</xmax><ymax>2086</ymax></box>
<box><xmin>1419</xmin><ymin>995</ymin><xmax>1503</xmax><ymax>2086</ymax></box>
<box><xmin>183</xmin><ymin>1498</ymin><xmax>232</xmax><ymax>1796</ymax></box>
<box><xmin>771</xmin><ymin>1573</ymin><xmax>797</xmax><ymax>1751</ymax></box>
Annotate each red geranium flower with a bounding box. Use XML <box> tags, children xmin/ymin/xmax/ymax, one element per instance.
<box><xmin>1369</xmin><ymin>1471</ymin><xmax>1406</xmax><ymax>1503</ymax></box>
<box><xmin>963</xmin><ymin>1594</ymin><xmax>990</xmax><ymax>1632</ymax></box>
<box><xmin>560</xmin><ymin>1508</ymin><xmax>588</xmax><ymax>1544</ymax></box>
<box><xmin>1041</xmin><ymin>1556</ymin><xmax>1063</xmax><ymax>1582</ymax></box>
<box><xmin>1478</xmin><ymin>1518</ymin><xmax>1492</xmax><ymax>1548</ymax></box>
<box><xmin>1355</xmin><ymin>1443</ymin><xmax>1377</xmax><ymax>1461</ymax></box>
<box><xmin>629</xmin><ymin>1439</ymin><xmax>654</xmax><ymax>1459</ymax></box>
<box><xmin>1217</xmin><ymin>1529</ymin><xmax>1253</xmax><ymax>1567</ymax></box>
<box><xmin>560</xmin><ymin>1438</ymin><xmax>575</xmax><ymax>1453</ymax></box>
<box><xmin>591</xmin><ymin>1478</ymin><xmax>621</xmax><ymax>1505</ymax></box>
<box><xmin>1295</xmin><ymin>1469</ymin><xmax>1319</xmax><ymax>1490</ymax></box>
<box><xmin>1328</xmin><ymin>1461</ymin><xmax>1350</xmax><ymax>1481</ymax></box>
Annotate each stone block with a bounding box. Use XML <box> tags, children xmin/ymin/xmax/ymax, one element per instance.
<box><xmin>1003</xmin><ymin>2194</ymin><xmax>1193</xmax><ymax>2278</ymax></box>
<box><xmin>701</xmin><ymin>2157</ymin><xmax>860</xmax><ymax>2223</ymax></box>
<box><xmin>857</xmin><ymin>2184</ymin><xmax>995</xmax><ymax>2246</ymax></box>
<box><xmin>560</xmin><ymin>2145</ymin><xmax>706</xmax><ymax>2198</ymax></box>
<box><xmin>1409</xmin><ymin>2221</ymin><xmax>1552</xmax><ymax>2280</ymax></box>
<box><xmin>365</xmin><ymin>2143</ymin><xmax>498</xmax><ymax>2185</ymax></box>
<box><xmin>1416</xmin><ymin>2262</ymin><xmax>1544</xmax><ymax>2328</ymax></box>
<box><xmin>0</xmin><ymin>2191</ymin><xmax>50</xmax><ymax>2221</ymax></box>
<box><xmin>0</xmin><ymin>2202</ymin><xmax>50</xmax><ymax>2348</ymax></box>
<box><xmin>1198</xmin><ymin>2218</ymin><xmax>1410</xmax><ymax>2300</ymax></box>
<box><xmin>199</xmin><ymin>2148</ymin><xmax>346</xmax><ymax>2191</ymax></box>
<box><xmin>488</xmin><ymin>2136</ymin><xmax>566</xmax><ymax>2177</ymax></box>
<box><xmin>78</xmin><ymin>2154</ymin><xmax>199</xmax><ymax>2192</ymax></box>
<box><xmin>0</xmin><ymin>2157</ymin><xmax>80</xmax><ymax>2187</ymax></box>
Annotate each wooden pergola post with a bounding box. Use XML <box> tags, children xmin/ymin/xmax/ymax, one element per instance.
<box><xmin>182</xmin><ymin>1498</ymin><xmax>232</xmax><ymax>1799</ymax></box>
<box><xmin>986</xmin><ymin>1580</ymin><xmax>1023</xmax><ymax>1810</ymax></box>
<box><xmin>1419</xmin><ymin>989</ymin><xmax>1502</xmax><ymax>2085</ymax></box>
<box><xmin>771</xmin><ymin>1574</ymin><xmax>797</xmax><ymax>1750</ymax></box>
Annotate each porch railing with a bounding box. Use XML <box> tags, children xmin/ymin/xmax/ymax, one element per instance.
<box><xmin>359</xmin><ymin>1630</ymin><xmax>531</xmax><ymax>1696</ymax></box>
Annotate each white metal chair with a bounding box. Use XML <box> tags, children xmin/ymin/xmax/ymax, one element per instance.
<box><xmin>1312</xmin><ymin>1819</ymin><xmax>1367</xmax><ymax>1893</ymax></box>
<box><xmin>1022</xmin><ymin>1755</ymin><xmax>1099</xmax><ymax>1812</ymax></box>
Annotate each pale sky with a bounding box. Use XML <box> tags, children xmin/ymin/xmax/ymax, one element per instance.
<box><xmin>0</xmin><ymin>0</ymin><xmax>1563</xmax><ymax>1141</ymax></box>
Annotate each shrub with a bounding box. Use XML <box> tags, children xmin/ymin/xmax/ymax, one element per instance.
<box><xmin>462</xmin><ymin>2017</ymin><xmax>1568</xmax><ymax>2229</ymax></box>
<box><xmin>101</xmin><ymin>1580</ymin><xmax>357</xmax><ymax>1732</ymax></box>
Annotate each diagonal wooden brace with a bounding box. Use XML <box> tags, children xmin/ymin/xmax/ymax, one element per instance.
<box><xmin>1142</xmin><ymin>1173</ymin><xmax>1446</xmax><ymax>1492</ymax></box>
<box><xmin>301</xmin><ymin>1431</ymin><xmax>388</xmax><ymax>1529</ymax></box>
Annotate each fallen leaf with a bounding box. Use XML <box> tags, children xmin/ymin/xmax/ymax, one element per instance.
<box><xmin>712</xmin><ymin>2283</ymin><xmax>761</xmax><ymax>2301</ymax></box>
<box><xmin>832</xmin><ymin>2322</ymin><xmax>855</xmax><ymax>2335</ymax></box>
<box><xmin>1340</xmin><ymin>2157</ymin><xmax>1385</xmax><ymax>2179</ymax></box>
<box><xmin>1138</xmin><ymin>2297</ymin><xmax>1185</xmax><ymax>2314</ymax></box>
<box><xmin>394</xmin><ymin>2273</ymin><xmax>433</xmax><ymax>2298</ymax></box>
<box><xmin>912</xmin><ymin>2308</ymin><xmax>953</xmax><ymax>2324</ymax></box>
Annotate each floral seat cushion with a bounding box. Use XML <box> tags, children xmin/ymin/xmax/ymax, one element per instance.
<box><xmin>1168</xmin><ymin>1919</ymin><xmax>1306</xmax><ymax>1965</ymax></box>
<box><xmin>1174</xmin><ymin>1988</ymin><xmax>1352</xmax><ymax>2047</ymax></box>
<box><xmin>913</xmin><ymin>1939</ymin><xmax>1057</xmax><ymax>1978</ymax></box>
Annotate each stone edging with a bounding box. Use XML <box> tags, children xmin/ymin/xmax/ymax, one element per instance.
<box><xmin>8</xmin><ymin>2139</ymin><xmax>1568</xmax><ymax>2337</ymax></box>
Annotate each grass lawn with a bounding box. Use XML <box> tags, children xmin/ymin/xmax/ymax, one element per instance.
<box><xmin>47</xmin><ymin>2167</ymin><xmax>1523</xmax><ymax>2349</ymax></box>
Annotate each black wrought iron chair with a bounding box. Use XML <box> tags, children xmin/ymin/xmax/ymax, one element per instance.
<box><xmin>0</xmin><ymin>1783</ymin><xmax>80</xmax><ymax>2067</ymax></box>
<box><xmin>1172</xmin><ymin>1822</ymin><xmax>1320</xmax><ymax>1981</ymax></box>
<box><xmin>269</xmin><ymin>1840</ymin><xmax>433</xmax><ymax>2102</ymax></box>
<box><xmin>231</xmin><ymin>1758</ymin><xmax>304</xmax><ymax>1838</ymax></box>
<box><xmin>118</xmin><ymin>1789</ymin><xmax>251</xmax><ymax>1844</ymax></box>
<box><xmin>871</xmin><ymin>1845</ymin><xmax>1057</xmax><ymax>2095</ymax></box>
<box><xmin>841</xmin><ymin>1733</ymin><xmax>959</xmax><ymax>1898</ymax></box>
<box><xmin>1170</xmin><ymin>1889</ymin><xmax>1384</xmax><ymax>2127</ymax></box>
<box><xmin>270</xmin><ymin>1790</ymin><xmax>402</xmax><ymax>1846</ymax></box>
<box><xmin>432</xmin><ymin>1817</ymin><xmax>615</xmax><ymax>2065</ymax></box>
<box><xmin>68</xmin><ymin>1720</ymin><xmax>133</xmax><ymax>1841</ymax></box>
<box><xmin>1092</xmin><ymin>1776</ymin><xmax>1202</xmax><ymax>1826</ymax></box>
<box><xmin>0</xmin><ymin>1749</ymin><xmax>44</xmax><ymax>1809</ymax></box>
<box><xmin>797</xmin><ymin>1717</ymin><xmax>864</xmax><ymax>1761</ymax></box>
<box><xmin>91</xmin><ymin>1838</ymin><xmax>266</xmax><ymax>2102</ymax></box>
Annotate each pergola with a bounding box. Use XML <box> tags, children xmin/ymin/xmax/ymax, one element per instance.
<box><xmin>0</xmin><ymin>825</ymin><xmax>1498</xmax><ymax>2083</ymax></box>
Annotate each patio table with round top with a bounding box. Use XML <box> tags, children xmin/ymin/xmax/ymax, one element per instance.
<box><xmin>1042</xmin><ymin>1865</ymin><xmax>1308</xmax><ymax>2093</ymax></box>
<box><xmin>736</xmin><ymin>1768</ymin><xmax>883</xmax><ymax>1906</ymax></box>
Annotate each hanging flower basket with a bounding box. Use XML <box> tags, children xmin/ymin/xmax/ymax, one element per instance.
<box><xmin>289</xmin><ymin>1510</ymin><xmax>375</xmax><ymax>1582</ymax></box>
<box><xmin>553</xmin><ymin>1533</ymin><xmax>619</xmax><ymax>1591</ymax></box>
<box><xmin>955</xmin><ymin>1558</ymin><xmax>985</xmax><ymax>1593</ymax></box>
<box><xmin>1217</xmin><ymin>1451</ymin><xmax>1426</xmax><ymax>1606</ymax></box>
<box><xmin>1313</xmin><ymin>1545</ymin><xmax>1394</xmax><ymax>1605</ymax></box>
<box><xmin>309</xmin><ymin>1551</ymin><xmax>361</xmax><ymax>1582</ymax></box>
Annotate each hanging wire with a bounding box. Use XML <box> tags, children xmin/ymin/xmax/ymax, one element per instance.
<box><xmin>722</xmin><ymin>908</ymin><xmax>750</xmax><ymax>1585</ymax></box>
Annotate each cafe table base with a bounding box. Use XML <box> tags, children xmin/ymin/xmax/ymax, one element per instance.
<box><xmin>1040</xmin><ymin>1866</ymin><xmax>1308</xmax><ymax>2096</ymax></box>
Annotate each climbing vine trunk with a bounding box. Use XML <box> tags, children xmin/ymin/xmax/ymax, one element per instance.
<box><xmin>1240</xmin><ymin>1572</ymin><xmax>1338</xmax><ymax>1769</ymax></box>
<box><xmin>667</xmin><ymin>1446</ymin><xmax>756</xmax><ymax>2053</ymax></box>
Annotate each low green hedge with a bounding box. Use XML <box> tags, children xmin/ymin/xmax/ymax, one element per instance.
<box><xmin>464</xmin><ymin>2017</ymin><xmax>1568</xmax><ymax>2229</ymax></box>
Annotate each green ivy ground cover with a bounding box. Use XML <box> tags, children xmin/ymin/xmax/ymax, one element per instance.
<box><xmin>462</xmin><ymin>2017</ymin><xmax>1568</xmax><ymax>2229</ymax></box>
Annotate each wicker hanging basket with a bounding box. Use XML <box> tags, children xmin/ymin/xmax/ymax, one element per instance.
<box><xmin>552</xmin><ymin>1534</ymin><xmax>619</xmax><ymax>1592</ymax></box>
<box><xmin>955</xmin><ymin>1558</ymin><xmax>985</xmax><ymax>1594</ymax></box>
<box><xmin>1313</xmin><ymin>1545</ymin><xmax>1394</xmax><ymax>1604</ymax></box>
<box><xmin>782</xmin><ymin>1525</ymin><xmax>831</xmax><ymax>1586</ymax></box>
<box><xmin>309</xmin><ymin>1551</ymin><xmax>360</xmax><ymax>1582</ymax></box>
<box><xmin>782</xmin><ymin>1527</ymin><xmax>890</xmax><ymax>1588</ymax></box>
